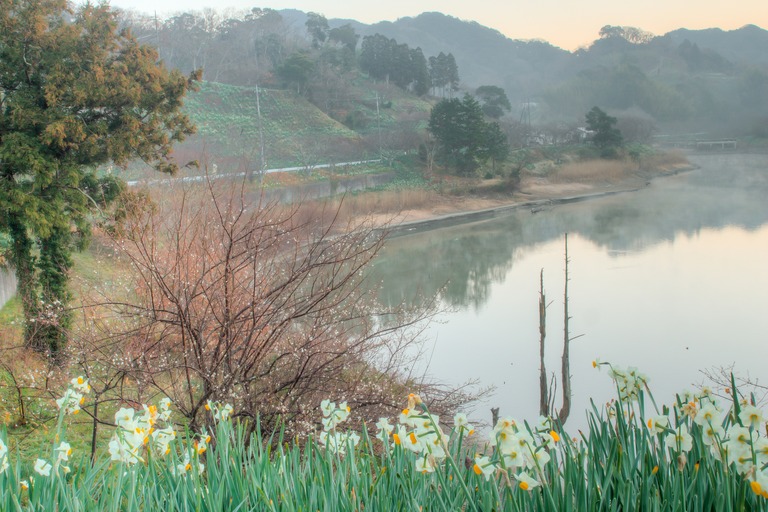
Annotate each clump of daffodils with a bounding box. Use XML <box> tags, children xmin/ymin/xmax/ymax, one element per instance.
<box><xmin>393</xmin><ymin>394</ymin><xmax>450</xmax><ymax>474</ymax></box>
<box><xmin>55</xmin><ymin>376</ymin><xmax>91</xmax><ymax>415</ymax></box>
<box><xmin>317</xmin><ymin>399</ymin><xmax>359</xmax><ymax>454</ymax></box>
<box><xmin>597</xmin><ymin>360</ymin><xmax>768</xmax><ymax>500</ymax></box>
<box><xmin>604</xmin><ymin>363</ymin><xmax>649</xmax><ymax>402</ymax></box>
<box><xmin>31</xmin><ymin>376</ymin><xmax>95</xmax><ymax>478</ymax></box>
<box><xmin>205</xmin><ymin>400</ymin><xmax>233</xmax><ymax>422</ymax></box>
<box><xmin>472</xmin><ymin>415</ymin><xmax>559</xmax><ymax>489</ymax></box>
<box><xmin>108</xmin><ymin>398</ymin><xmax>176</xmax><ymax>465</ymax></box>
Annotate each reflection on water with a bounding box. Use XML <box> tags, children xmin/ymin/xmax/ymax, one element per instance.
<box><xmin>369</xmin><ymin>154</ymin><xmax>768</xmax><ymax>428</ymax></box>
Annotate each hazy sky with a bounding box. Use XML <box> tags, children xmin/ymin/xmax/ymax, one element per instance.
<box><xmin>103</xmin><ymin>0</ymin><xmax>767</xmax><ymax>50</ymax></box>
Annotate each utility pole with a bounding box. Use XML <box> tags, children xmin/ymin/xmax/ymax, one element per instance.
<box><xmin>154</xmin><ymin>11</ymin><xmax>160</xmax><ymax>53</ymax></box>
<box><xmin>256</xmin><ymin>84</ymin><xmax>266</xmax><ymax>183</ymax></box>
<box><xmin>375</xmin><ymin>91</ymin><xmax>382</xmax><ymax>155</ymax></box>
<box><xmin>519</xmin><ymin>99</ymin><xmax>532</xmax><ymax>147</ymax></box>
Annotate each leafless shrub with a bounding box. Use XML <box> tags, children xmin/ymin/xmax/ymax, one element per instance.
<box><xmin>699</xmin><ymin>365</ymin><xmax>768</xmax><ymax>407</ymax></box>
<box><xmin>81</xmin><ymin>178</ymin><xmax>472</xmax><ymax>435</ymax></box>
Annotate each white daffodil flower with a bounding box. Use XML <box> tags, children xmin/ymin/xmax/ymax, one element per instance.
<box><xmin>516</xmin><ymin>471</ymin><xmax>541</xmax><ymax>491</ymax></box>
<box><xmin>665</xmin><ymin>425</ymin><xmax>693</xmax><ymax>452</ymax></box>
<box><xmin>34</xmin><ymin>459</ymin><xmax>52</xmax><ymax>477</ymax></box>
<box><xmin>473</xmin><ymin>456</ymin><xmax>496</xmax><ymax>481</ymax></box>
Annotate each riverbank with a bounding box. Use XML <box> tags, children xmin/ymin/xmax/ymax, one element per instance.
<box><xmin>369</xmin><ymin>155</ymin><xmax>695</xmax><ymax>234</ymax></box>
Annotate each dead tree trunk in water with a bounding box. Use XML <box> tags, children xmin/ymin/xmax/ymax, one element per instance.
<box><xmin>538</xmin><ymin>269</ymin><xmax>549</xmax><ymax>417</ymax></box>
<box><xmin>558</xmin><ymin>233</ymin><xmax>572</xmax><ymax>425</ymax></box>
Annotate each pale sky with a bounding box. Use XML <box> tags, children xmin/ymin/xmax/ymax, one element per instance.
<box><xmin>102</xmin><ymin>0</ymin><xmax>767</xmax><ymax>50</ymax></box>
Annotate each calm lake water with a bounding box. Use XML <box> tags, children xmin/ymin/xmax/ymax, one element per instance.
<box><xmin>370</xmin><ymin>153</ymin><xmax>768</xmax><ymax>429</ymax></box>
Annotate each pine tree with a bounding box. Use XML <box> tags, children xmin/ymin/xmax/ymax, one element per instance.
<box><xmin>428</xmin><ymin>94</ymin><xmax>502</xmax><ymax>175</ymax></box>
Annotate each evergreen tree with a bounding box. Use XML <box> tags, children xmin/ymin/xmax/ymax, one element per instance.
<box><xmin>476</xmin><ymin>85</ymin><xmax>512</xmax><ymax>119</ymax></box>
<box><xmin>585</xmin><ymin>106</ymin><xmax>624</xmax><ymax>156</ymax></box>
<box><xmin>278</xmin><ymin>52</ymin><xmax>315</xmax><ymax>94</ymax></box>
<box><xmin>360</xmin><ymin>34</ymin><xmax>393</xmax><ymax>81</ymax></box>
<box><xmin>359</xmin><ymin>34</ymin><xmax>431</xmax><ymax>96</ymax></box>
<box><xmin>0</xmin><ymin>0</ymin><xmax>199</xmax><ymax>356</ymax></box>
<box><xmin>328</xmin><ymin>24</ymin><xmax>359</xmax><ymax>52</ymax></box>
<box><xmin>480</xmin><ymin>122</ymin><xmax>510</xmax><ymax>172</ymax></box>
<box><xmin>409</xmin><ymin>48</ymin><xmax>431</xmax><ymax>96</ymax></box>
<box><xmin>305</xmin><ymin>12</ymin><xmax>329</xmax><ymax>49</ymax></box>
<box><xmin>446</xmin><ymin>53</ymin><xmax>460</xmax><ymax>94</ymax></box>
<box><xmin>428</xmin><ymin>94</ymin><xmax>502</xmax><ymax>175</ymax></box>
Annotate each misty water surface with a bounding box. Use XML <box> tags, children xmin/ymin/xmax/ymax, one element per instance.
<box><xmin>369</xmin><ymin>153</ymin><xmax>768</xmax><ymax>429</ymax></box>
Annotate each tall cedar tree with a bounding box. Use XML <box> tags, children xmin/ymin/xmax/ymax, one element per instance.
<box><xmin>0</xmin><ymin>0</ymin><xmax>199</xmax><ymax>356</ymax></box>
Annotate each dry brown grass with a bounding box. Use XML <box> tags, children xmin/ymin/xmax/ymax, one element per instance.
<box><xmin>643</xmin><ymin>150</ymin><xmax>689</xmax><ymax>169</ymax></box>
<box><xmin>549</xmin><ymin>159</ymin><xmax>637</xmax><ymax>184</ymax></box>
<box><xmin>292</xmin><ymin>188</ymin><xmax>440</xmax><ymax>226</ymax></box>
<box><xmin>337</xmin><ymin>189</ymin><xmax>438</xmax><ymax>216</ymax></box>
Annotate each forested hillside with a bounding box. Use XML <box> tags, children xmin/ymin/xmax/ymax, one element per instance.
<box><xmin>116</xmin><ymin>6</ymin><xmax>768</xmax><ymax>175</ymax></box>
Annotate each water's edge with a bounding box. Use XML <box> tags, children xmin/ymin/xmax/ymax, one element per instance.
<box><xmin>386</xmin><ymin>165</ymin><xmax>698</xmax><ymax>238</ymax></box>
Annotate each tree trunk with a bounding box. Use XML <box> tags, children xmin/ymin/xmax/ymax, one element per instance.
<box><xmin>558</xmin><ymin>233</ymin><xmax>572</xmax><ymax>425</ymax></box>
<box><xmin>37</xmin><ymin>224</ymin><xmax>73</xmax><ymax>357</ymax></box>
<box><xmin>8</xmin><ymin>217</ymin><xmax>38</xmax><ymax>348</ymax></box>
<box><xmin>538</xmin><ymin>269</ymin><xmax>549</xmax><ymax>417</ymax></box>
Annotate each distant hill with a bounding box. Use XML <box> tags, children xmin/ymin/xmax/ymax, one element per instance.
<box><xmin>120</xmin><ymin>7</ymin><xmax>768</xmax><ymax>160</ymax></box>
<box><xmin>327</xmin><ymin>12</ymin><xmax>572</xmax><ymax>101</ymax></box>
<box><xmin>317</xmin><ymin>12</ymin><xmax>767</xmax><ymax>133</ymax></box>
<box><xmin>662</xmin><ymin>25</ymin><xmax>768</xmax><ymax>66</ymax></box>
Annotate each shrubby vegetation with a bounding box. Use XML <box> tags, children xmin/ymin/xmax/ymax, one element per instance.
<box><xmin>76</xmin><ymin>181</ymin><xmax>456</xmax><ymax>435</ymax></box>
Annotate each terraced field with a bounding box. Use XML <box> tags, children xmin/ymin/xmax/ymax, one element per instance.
<box><xmin>177</xmin><ymin>82</ymin><xmax>362</xmax><ymax>169</ymax></box>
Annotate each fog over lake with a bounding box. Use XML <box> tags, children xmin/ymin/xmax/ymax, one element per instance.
<box><xmin>370</xmin><ymin>153</ymin><xmax>768</xmax><ymax>428</ymax></box>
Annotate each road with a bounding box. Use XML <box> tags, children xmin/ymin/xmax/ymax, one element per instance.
<box><xmin>125</xmin><ymin>159</ymin><xmax>381</xmax><ymax>187</ymax></box>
